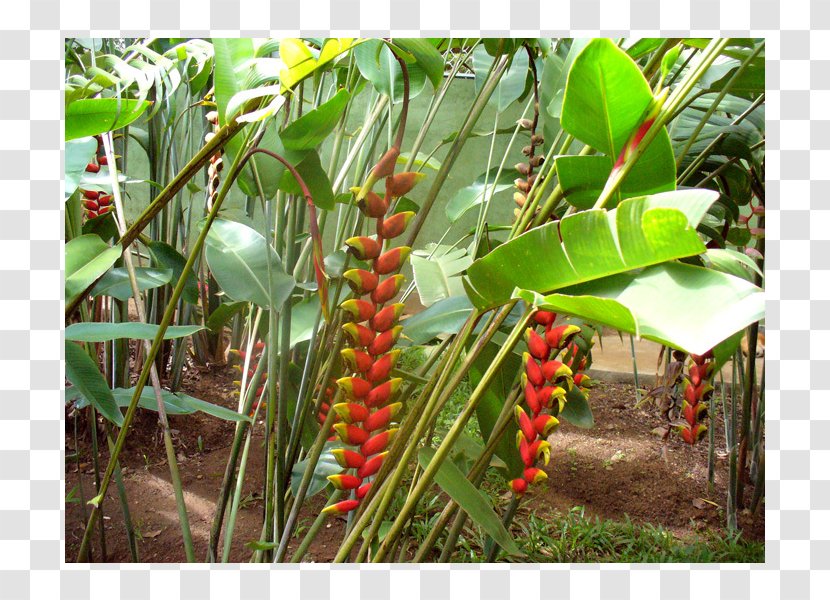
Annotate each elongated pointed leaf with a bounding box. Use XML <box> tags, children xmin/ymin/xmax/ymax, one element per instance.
<box><xmin>464</xmin><ymin>190</ymin><xmax>719</xmax><ymax>310</ymax></box>
<box><xmin>65</xmin><ymin>322</ymin><xmax>204</xmax><ymax>342</ymax></box>
<box><xmin>277</xmin><ymin>149</ymin><xmax>335</xmax><ymax>210</ymax></box>
<box><xmin>65</xmin><ymin>341</ymin><xmax>124</xmax><ymax>426</ymax></box>
<box><xmin>393</xmin><ymin>38</ymin><xmax>445</xmax><ymax>89</ymax></box>
<box><xmin>204</xmin><ymin>219</ymin><xmax>295</xmax><ymax>309</ymax></box>
<box><xmin>280</xmin><ymin>89</ymin><xmax>350</xmax><ymax>151</ymax></box>
<box><xmin>418</xmin><ymin>447</ymin><xmax>523</xmax><ymax>557</ymax></box>
<box><xmin>65</xmin><ymin>98</ymin><xmax>151</xmax><ymax>141</ymax></box>
<box><xmin>213</xmin><ymin>38</ymin><xmax>255</xmax><ymax>126</ymax></box>
<box><xmin>473</xmin><ymin>45</ymin><xmax>529</xmax><ymax>113</ymax></box>
<box><xmin>560</xmin><ymin>386</ymin><xmax>594</xmax><ymax>428</ymax></box>
<box><xmin>148</xmin><ymin>241</ymin><xmax>200</xmax><ymax>304</ymax></box>
<box><xmin>291</xmin><ymin>442</ymin><xmax>344</xmax><ymax>498</ymax></box>
<box><xmin>445</xmin><ymin>167</ymin><xmax>520</xmax><ymax>223</ymax></box>
<box><xmin>90</xmin><ymin>267</ymin><xmax>172</xmax><ymax>301</ymax></box>
<box><xmin>179</xmin><ymin>394</ymin><xmax>251</xmax><ymax>422</ymax></box>
<box><xmin>411</xmin><ymin>244</ymin><xmax>473</xmax><ymax>307</ymax></box>
<box><xmin>401</xmin><ymin>295</ymin><xmax>474</xmax><ymax>345</ymax></box>
<box><xmin>65</xmin><ymin>235</ymin><xmax>123</xmax><ymax>304</ymax></box>
<box><xmin>515</xmin><ymin>262</ymin><xmax>764</xmax><ymax>355</ymax></box>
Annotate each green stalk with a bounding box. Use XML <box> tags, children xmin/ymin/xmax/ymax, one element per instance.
<box><xmin>76</xmin><ymin>121</ymin><xmax>257</xmax><ymax>562</ymax></box>
<box><xmin>289</xmin><ymin>490</ymin><xmax>345</xmax><ymax>562</ymax></box>
<box><xmin>87</xmin><ymin>405</ymin><xmax>107</xmax><ymax>560</ymax></box>
<box><xmin>105</xmin><ymin>427</ymin><xmax>139</xmax><ymax>562</ymax></box>
<box><xmin>221</xmin><ymin>418</ymin><xmax>255</xmax><ymax>562</ymax></box>
<box><xmin>484</xmin><ymin>496</ymin><xmax>519</xmax><ymax>562</ymax></box>
<box><xmin>371</xmin><ymin>305</ymin><xmax>532</xmax><ymax>561</ymax></box>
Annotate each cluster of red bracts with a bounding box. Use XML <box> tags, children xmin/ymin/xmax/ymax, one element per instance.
<box><xmin>80</xmin><ymin>136</ymin><xmax>112</xmax><ymax>220</ymax></box>
<box><xmin>509</xmin><ymin>310</ymin><xmax>580</xmax><ymax>497</ymax></box>
<box><xmin>322</xmin><ymin>162</ymin><xmax>424</xmax><ymax>517</ymax></box>
<box><xmin>230</xmin><ymin>341</ymin><xmax>267</xmax><ymax>417</ymax></box>
<box><xmin>677</xmin><ymin>350</ymin><xmax>714</xmax><ymax>445</ymax></box>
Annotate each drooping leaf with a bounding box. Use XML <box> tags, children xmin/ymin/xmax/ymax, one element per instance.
<box><xmin>178</xmin><ymin>394</ymin><xmax>251</xmax><ymax>422</ymax></box>
<box><xmin>401</xmin><ymin>295</ymin><xmax>474</xmax><ymax>345</ymax></box>
<box><xmin>355</xmin><ymin>39</ymin><xmax>427</xmax><ymax>103</ymax></box>
<box><xmin>277</xmin><ymin>149</ymin><xmax>335</xmax><ymax>210</ymax></box>
<box><xmin>65</xmin><ymin>322</ymin><xmax>204</xmax><ymax>342</ymax></box>
<box><xmin>65</xmin><ymin>98</ymin><xmax>151</xmax><ymax>141</ymax></box>
<box><xmin>393</xmin><ymin>38</ymin><xmax>445</xmax><ymax>89</ymax></box>
<box><xmin>445</xmin><ymin>167</ymin><xmax>520</xmax><ymax>223</ymax></box>
<box><xmin>418</xmin><ymin>447</ymin><xmax>523</xmax><ymax>557</ymax></box>
<box><xmin>65</xmin><ymin>137</ymin><xmax>98</xmax><ymax>200</ymax></box>
<box><xmin>280</xmin><ymin>89</ymin><xmax>350</xmax><ymax>151</ymax></box>
<box><xmin>89</xmin><ymin>267</ymin><xmax>173</xmax><ymax>301</ymax></box>
<box><xmin>473</xmin><ymin>45</ymin><xmax>529</xmax><ymax>113</ymax></box>
<box><xmin>212</xmin><ymin>38</ymin><xmax>255</xmax><ymax>126</ymax></box>
<box><xmin>280</xmin><ymin>38</ymin><xmax>357</xmax><ymax>91</ymax></box>
<box><xmin>702</xmin><ymin>248</ymin><xmax>764</xmax><ymax>282</ymax></box>
<box><xmin>65</xmin><ymin>234</ymin><xmax>123</xmax><ymax>304</ymax></box>
<box><xmin>559</xmin><ymin>386</ymin><xmax>594</xmax><ymax>428</ymax></box>
<box><xmin>291</xmin><ymin>442</ymin><xmax>344</xmax><ymax>498</ymax></box>
<box><xmin>206</xmin><ymin>301</ymin><xmax>249</xmax><ymax>334</ymax></box>
<box><xmin>514</xmin><ymin>261</ymin><xmax>765</xmax><ymax>355</ymax></box>
<box><xmin>65</xmin><ymin>341</ymin><xmax>123</xmax><ymax>426</ymax></box>
<box><xmin>148</xmin><ymin>241</ymin><xmax>200</xmax><ymax>304</ymax></box>
<box><xmin>204</xmin><ymin>219</ymin><xmax>295</xmax><ymax>309</ymax></box>
<box><xmin>464</xmin><ymin>190</ymin><xmax>719</xmax><ymax>310</ymax></box>
<box><xmin>410</xmin><ymin>244</ymin><xmax>473</xmax><ymax>307</ymax></box>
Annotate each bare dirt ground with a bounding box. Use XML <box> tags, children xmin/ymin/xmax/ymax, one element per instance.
<box><xmin>65</xmin><ymin>370</ymin><xmax>763</xmax><ymax>563</ymax></box>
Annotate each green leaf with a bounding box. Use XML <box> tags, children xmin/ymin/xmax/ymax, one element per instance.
<box><xmin>401</xmin><ymin>295</ymin><xmax>474</xmax><ymax>345</ymax></box>
<box><xmin>410</xmin><ymin>244</ymin><xmax>473</xmax><ymax>307</ymax></box>
<box><xmin>65</xmin><ymin>341</ymin><xmax>123</xmax><ymax>426</ymax></box>
<box><xmin>65</xmin><ymin>98</ymin><xmax>151</xmax><ymax>141</ymax></box>
<box><xmin>291</xmin><ymin>442</ymin><xmax>344</xmax><ymax>498</ymax></box>
<box><xmin>178</xmin><ymin>394</ymin><xmax>251</xmax><ymax>422</ymax></box>
<box><xmin>148</xmin><ymin>241</ymin><xmax>200</xmax><ymax>304</ymax></box>
<box><xmin>65</xmin><ymin>137</ymin><xmax>98</xmax><ymax>200</ymax></box>
<box><xmin>468</xmin><ymin>342</ymin><xmax>524</xmax><ymax>478</ymax></box>
<box><xmin>281</xmin><ymin>89</ymin><xmax>350</xmax><ymax>151</ymax></box>
<box><xmin>702</xmin><ymin>248</ymin><xmax>764</xmax><ymax>282</ymax></box>
<box><xmin>110</xmin><ymin>386</ymin><xmax>196</xmax><ymax>415</ymax></box>
<box><xmin>393</xmin><ymin>38</ymin><xmax>445</xmax><ymax>89</ymax></box>
<box><xmin>418</xmin><ymin>447</ymin><xmax>523</xmax><ymax>557</ymax></box>
<box><xmin>278</xmin><ymin>149</ymin><xmax>335</xmax><ymax>210</ymax></box>
<box><xmin>514</xmin><ymin>261</ymin><xmax>765</xmax><ymax>355</ymax></box>
<box><xmin>65</xmin><ymin>235</ymin><xmax>123</xmax><ymax>304</ymax></box>
<box><xmin>473</xmin><ymin>45</ymin><xmax>529</xmax><ymax>113</ymax></box>
<box><xmin>280</xmin><ymin>38</ymin><xmax>357</xmax><ymax>91</ymax></box>
<box><xmin>445</xmin><ymin>167</ymin><xmax>519</xmax><ymax>223</ymax></box>
<box><xmin>561</xmin><ymin>38</ymin><xmax>655</xmax><ymax>157</ymax></box>
<box><xmin>355</xmin><ymin>39</ymin><xmax>427</xmax><ymax>103</ymax></box>
<box><xmin>65</xmin><ymin>322</ymin><xmax>204</xmax><ymax>342</ymax></box>
<box><xmin>287</xmin><ymin>296</ymin><xmax>322</xmax><ymax>348</ymax></box>
<box><xmin>212</xmin><ymin>38</ymin><xmax>255</xmax><ymax>126</ymax></box>
<box><xmin>204</xmin><ymin>219</ymin><xmax>295</xmax><ymax>309</ymax></box>
<box><xmin>398</xmin><ymin>151</ymin><xmax>441</xmax><ymax>171</ymax></box>
<box><xmin>206</xmin><ymin>301</ymin><xmax>248</xmax><ymax>334</ymax></box>
<box><xmin>559</xmin><ymin>386</ymin><xmax>594</xmax><ymax>428</ymax></box>
<box><xmin>90</xmin><ymin>267</ymin><xmax>172</xmax><ymax>301</ymax></box>
<box><xmin>464</xmin><ymin>190</ymin><xmax>718</xmax><ymax>310</ymax></box>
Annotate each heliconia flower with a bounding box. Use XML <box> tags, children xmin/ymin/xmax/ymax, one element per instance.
<box><xmin>83</xmin><ymin>200</ymin><xmax>98</xmax><ymax>211</ymax></box>
<box><xmin>514</xmin><ymin>406</ymin><xmax>536</xmax><ymax>443</ymax></box>
<box><xmin>327</xmin><ymin>473</ymin><xmax>363</xmax><ymax>490</ymax></box>
<box><xmin>334</xmin><ymin>423</ymin><xmax>370</xmax><ymax>446</ymax></box>
<box><xmin>525</xmin><ymin>329</ymin><xmax>550</xmax><ymax>361</ymax></box>
<box><xmin>374</xmin><ymin>247</ymin><xmax>411</xmax><ymax>275</ymax></box>
<box><xmin>365</xmin><ymin>378</ymin><xmax>402</xmax><ymax>408</ymax></box>
<box><xmin>341</xmin><ymin>348</ymin><xmax>374</xmax><ymax>373</ymax></box>
<box><xmin>541</xmin><ymin>360</ymin><xmax>572</xmax><ymax>383</ymax></box>
<box><xmin>370</xmin><ymin>274</ymin><xmax>405</xmax><ymax>305</ymax></box>
<box><xmin>509</xmin><ymin>478</ymin><xmax>528</xmax><ymax>496</ymax></box>
<box><xmin>321</xmin><ymin>499</ymin><xmax>360</xmax><ymax>515</ymax></box>
<box><xmin>332</xmin><ymin>402</ymin><xmax>370</xmax><ymax>424</ymax></box>
<box><xmin>517</xmin><ymin>436</ymin><xmax>551</xmax><ymax>466</ymax></box>
<box><xmin>524</xmin><ymin>378</ymin><xmax>541</xmax><ymax>414</ymax></box>
<box><xmin>331</xmin><ymin>448</ymin><xmax>366</xmax><ymax>469</ymax></box>
<box><xmin>385</xmin><ymin>172</ymin><xmax>426</xmax><ymax>198</ymax></box>
<box><xmin>361</xmin><ymin>428</ymin><xmax>398</xmax><ymax>456</ymax></box>
<box><xmin>343</xmin><ymin>269</ymin><xmax>379</xmax><ymax>295</ymax></box>
<box><xmin>342</xmin><ymin>323</ymin><xmax>376</xmax><ymax>347</ymax></box>
<box><xmin>545</xmin><ymin>324</ymin><xmax>581</xmax><ymax>351</ymax></box>
<box><xmin>98</xmin><ymin>155</ymin><xmax>108</xmax><ymax>166</ymax></box>
<box><xmin>364</xmin><ymin>402</ymin><xmax>402</xmax><ymax>432</ymax></box>
<box><xmin>372</xmin><ymin>147</ymin><xmax>400</xmax><ymax>180</ymax></box>
<box><xmin>370</xmin><ymin>303</ymin><xmax>405</xmax><ymax>332</ymax></box>
<box><xmin>572</xmin><ymin>373</ymin><xmax>592</xmax><ymax>389</ymax></box>
<box><xmin>378</xmin><ymin>211</ymin><xmax>415</xmax><ymax>239</ymax></box>
<box><xmin>538</xmin><ymin>385</ymin><xmax>567</xmax><ymax>413</ymax></box>
<box><xmin>357</xmin><ymin>451</ymin><xmax>388</xmax><ymax>478</ymax></box>
<box><xmin>340</xmin><ymin>299</ymin><xmax>376</xmax><ymax>322</ymax></box>
<box><xmin>679</xmin><ymin>423</ymin><xmax>707</xmax><ymax>445</ymax></box>
<box><xmin>533</xmin><ymin>414</ymin><xmax>560</xmax><ymax>437</ymax></box>
<box><xmin>336</xmin><ymin>376</ymin><xmax>372</xmax><ymax>400</ymax></box>
<box><xmin>523</xmin><ymin>467</ymin><xmax>548</xmax><ymax>485</ymax></box>
<box><xmin>97</xmin><ymin>195</ymin><xmax>112</xmax><ymax>207</ymax></box>
<box><xmin>85</xmin><ymin>162</ymin><xmax>100</xmax><ymax>173</ymax></box>
<box><xmin>345</xmin><ymin>236</ymin><xmax>382</xmax><ymax>260</ymax></box>
<box><xmin>523</xmin><ymin>353</ymin><xmax>544</xmax><ymax>387</ymax></box>
<box><xmin>368</xmin><ymin>326</ymin><xmax>403</xmax><ymax>356</ymax></box>
<box><xmin>691</xmin><ymin>350</ymin><xmax>714</xmax><ymax>364</ymax></box>
<box><xmin>533</xmin><ymin>310</ymin><xmax>556</xmax><ymax>326</ymax></box>
<box><xmin>82</xmin><ymin>189</ymin><xmax>100</xmax><ymax>200</ymax></box>
<box><xmin>356</xmin><ymin>482</ymin><xmax>372</xmax><ymax>499</ymax></box>
<box><xmin>357</xmin><ymin>190</ymin><xmax>388</xmax><ymax>218</ymax></box>
<box><xmin>367</xmin><ymin>349</ymin><xmax>401</xmax><ymax>383</ymax></box>
<box><xmin>683</xmin><ymin>380</ymin><xmax>697</xmax><ymax>405</ymax></box>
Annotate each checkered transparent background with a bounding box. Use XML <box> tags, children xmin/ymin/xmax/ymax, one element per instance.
<box><xmin>0</xmin><ymin>0</ymin><xmax>812</xmax><ymax>597</ymax></box>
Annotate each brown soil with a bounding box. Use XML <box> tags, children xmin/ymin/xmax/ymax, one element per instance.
<box><xmin>65</xmin><ymin>372</ymin><xmax>762</xmax><ymax>563</ymax></box>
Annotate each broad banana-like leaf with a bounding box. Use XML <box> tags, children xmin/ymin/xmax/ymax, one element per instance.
<box><xmin>464</xmin><ymin>190</ymin><xmax>719</xmax><ymax>310</ymax></box>
<box><xmin>410</xmin><ymin>244</ymin><xmax>473</xmax><ymax>307</ymax></box>
<box><xmin>514</xmin><ymin>262</ymin><xmax>764</xmax><ymax>355</ymax></box>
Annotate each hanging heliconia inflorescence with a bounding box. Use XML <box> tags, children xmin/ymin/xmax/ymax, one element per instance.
<box><xmin>509</xmin><ymin>309</ymin><xmax>580</xmax><ymax>497</ymax></box>
<box><xmin>321</xmin><ymin>163</ymin><xmax>424</xmax><ymax>516</ymax></box>
<box><xmin>204</xmin><ymin>110</ymin><xmax>223</xmax><ymax>209</ymax></box>
<box><xmin>512</xmin><ymin>118</ymin><xmax>545</xmax><ymax>222</ymax></box>
<box><xmin>229</xmin><ymin>341</ymin><xmax>267</xmax><ymax>417</ymax></box>
<box><xmin>80</xmin><ymin>136</ymin><xmax>113</xmax><ymax>220</ymax></box>
<box><xmin>676</xmin><ymin>350</ymin><xmax>714</xmax><ymax>445</ymax></box>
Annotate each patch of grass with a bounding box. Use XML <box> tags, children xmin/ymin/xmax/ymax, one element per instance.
<box><xmin>511</xmin><ymin>507</ymin><xmax>764</xmax><ymax>563</ymax></box>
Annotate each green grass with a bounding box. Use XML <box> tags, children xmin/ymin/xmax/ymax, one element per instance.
<box><xmin>509</xmin><ymin>507</ymin><xmax>764</xmax><ymax>563</ymax></box>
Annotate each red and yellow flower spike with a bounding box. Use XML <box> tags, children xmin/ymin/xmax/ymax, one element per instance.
<box><xmin>675</xmin><ymin>351</ymin><xmax>714</xmax><ymax>446</ymax></box>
